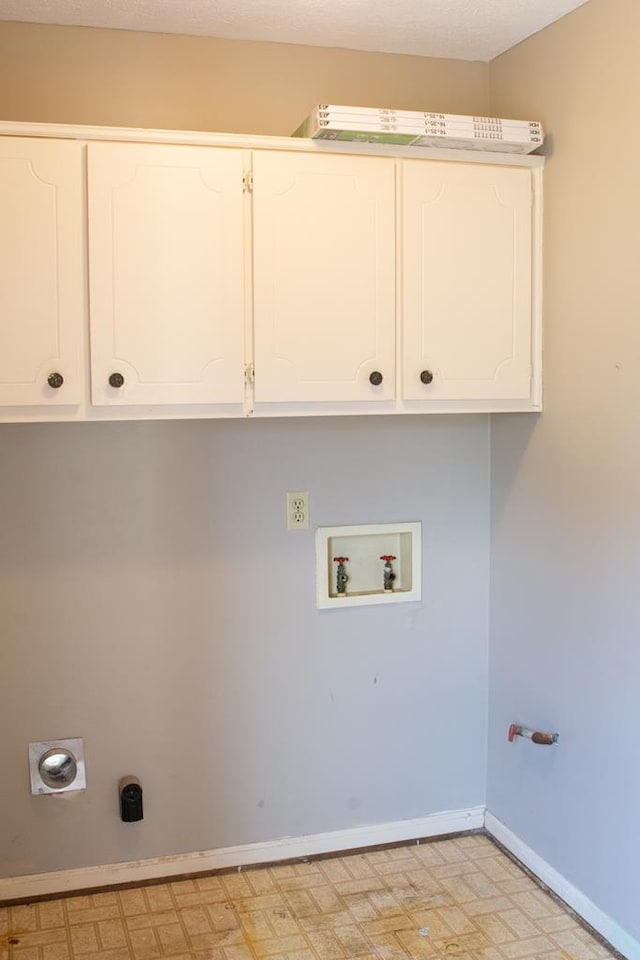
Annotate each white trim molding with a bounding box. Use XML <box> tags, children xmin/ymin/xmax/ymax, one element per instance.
<box><xmin>0</xmin><ymin>120</ymin><xmax>545</xmax><ymax>169</ymax></box>
<box><xmin>485</xmin><ymin>812</ymin><xmax>640</xmax><ymax>960</ymax></box>
<box><xmin>0</xmin><ymin>806</ymin><xmax>484</xmax><ymax>903</ymax></box>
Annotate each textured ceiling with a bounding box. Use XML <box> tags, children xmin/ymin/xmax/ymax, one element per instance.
<box><xmin>0</xmin><ymin>0</ymin><xmax>590</xmax><ymax>61</ymax></box>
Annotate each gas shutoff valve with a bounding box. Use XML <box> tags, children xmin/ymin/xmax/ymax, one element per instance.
<box><xmin>333</xmin><ymin>557</ymin><xmax>349</xmax><ymax>595</ymax></box>
<box><xmin>380</xmin><ymin>555</ymin><xmax>396</xmax><ymax>592</ymax></box>
<box><xmin>119</xmin><ymin>776</ymin><xmax>143</xmax><ymax>822</ymax></box>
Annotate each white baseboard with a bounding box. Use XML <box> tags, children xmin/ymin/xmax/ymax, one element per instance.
<box><xmin>485</xmin><ymin>811</ymin><xmax>639</xmax><ymax>960</ymax></box>
<box><xmin>0</xmin><ymin>805</ymin><xmax>484</xmax><ymax>903</ymax></box>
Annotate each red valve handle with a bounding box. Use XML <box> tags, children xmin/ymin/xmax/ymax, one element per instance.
<box><xmin>333</xmin><ymin>556</ymin><xmax>349</xmax><ymax>563</ymax></box>
<box><xmin>380</xmin><ymin>555</ymin><xmax>396</xmax><ymax>562</ymax></box>
<box><xmin>508</xmin><ymin>724</ymin><xmax>518</xmax><ymax>742</ymax></box>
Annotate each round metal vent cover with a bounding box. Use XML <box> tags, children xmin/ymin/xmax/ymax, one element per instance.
<box><xmin>29</xmin><ymin>738</ymin><xmax>86</xmax><ymax>795</ymax></box>
<box><xmin>38</xmin><ymin>747</ymin><xmax>78</xmax><ymax>789</ymax></box>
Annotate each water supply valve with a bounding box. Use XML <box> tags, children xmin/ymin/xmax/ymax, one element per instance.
<box><xmin>508</xmin><ymin>724</ymin><xmax>559</xmax><ymax>745</ymax></box>
<box><xmin>333</xmin><ymin>557</ymin><xmax>349</xmax><ymax>595</ymax></box>
<box><xmin>380</xmin><ymin>555</ymin><xmax>396</xmax><ymax>592</ymax></box>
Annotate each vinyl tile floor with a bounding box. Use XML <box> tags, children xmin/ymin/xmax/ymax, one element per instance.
<box><xmin>0</xmin><ymin>834</ymin><xmax>616</xmax><ymax>960</ymax></box>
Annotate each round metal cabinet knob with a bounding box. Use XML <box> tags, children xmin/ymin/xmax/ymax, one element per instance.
<box><xmin>109</xmin><ymin>372</ymin><xmax>125</xmax><ymax>388</ymax></box>
<box><xmin>369</xmin><ymin>371</ymin><xmax>383</xmax><ymax>386</ymax></box>
<box><xmin>47</xmin><ymin>372</ymin><xmax>64</xmax><ymax>389</ymax></box>
<box><xmin>420</xmin><ymin>370</ymin><xmax>434</xmax><ymax>384</ymax></box>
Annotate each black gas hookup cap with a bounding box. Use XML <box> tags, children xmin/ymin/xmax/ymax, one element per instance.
<box><xmin>119</xmin><ymin>776</ymin><xmax>143</xmax><ymax>822</ymax></box>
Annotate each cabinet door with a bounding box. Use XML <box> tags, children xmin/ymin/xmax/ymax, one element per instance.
<box><xmin>252</xmin><ymin>151</ymin><xmax>395</xmax><ymax>403</ymax></box>
<box><xmin>402</xmin><ymin>160</ymin><xmax>533</xmax><ymax>401</ymax></box>
<box><xmin>88</xmin><ymin>143</ymin><xmax>246</xmax><ymax>406</ymax></box>
<box><xmin>0</xmin><ymin>138</ymin><xmax>83</xmax><ymax>406</ymax></box>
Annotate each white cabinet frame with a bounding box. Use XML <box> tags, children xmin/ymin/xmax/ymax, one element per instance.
<box><xmin>0</xmin><ymin>121</ymin><xmax>543</xmax><ymax>423</ymax></box>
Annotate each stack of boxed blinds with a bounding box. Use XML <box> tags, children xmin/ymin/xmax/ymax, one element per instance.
<box><xmin>292</xmin><ymin>104</ymin><xmax>543</xmax><ymax>154</ymax></box>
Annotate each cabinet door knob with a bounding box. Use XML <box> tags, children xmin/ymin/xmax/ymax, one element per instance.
<box><xmin>369</xmin><ymin>371</ymin><xmax>383</xmax><ymax>386</ymax></box>
<box><xmin>47</xmin><ymin>372</ymin><xmax>64</xmax><ymax>389</ymax></box>
<box><xmin>420</xmin><ymin>370</ymin><xmax>434</xmax><ymax>384</ymax></box>
<box><xmin>109</xmin><ymin>373</ymin><xmax>125</xmax><ymax>388</ymax></box>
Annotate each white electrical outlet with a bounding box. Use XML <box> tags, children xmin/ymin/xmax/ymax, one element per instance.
<box><xmin>287</xmin><ymin>491</ymin><xmax>309</xmax><ymax>530</ymax></box>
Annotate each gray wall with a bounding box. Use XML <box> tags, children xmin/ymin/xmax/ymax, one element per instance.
<box><xmin>0</xmin><ymin>20</ymin><xmax>489</xmax><ymax>133</ymax></box>
<box><xmin>1</xmin><ymin>417</ymin><xmax>489</xmax><ymax>875</ymax></box>
<box><xmin>489</xmin><ymin>0</ymin><xmax>640</xmax><ymax>941</ymax></box>
<box><xmin>0</xmin><ymin>24</ymin><xmax>495</xmax><ymax>879</ymax></box>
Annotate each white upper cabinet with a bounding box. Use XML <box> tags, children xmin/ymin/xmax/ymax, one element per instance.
<box><xmin>252</xmin><ymin>151</ymin><xmax>396</xmax><ymax>403</ymax></box>
<box><xmin>88</xmin><ymin>142</ymin><xmax>246</xmax><ymax>406</ymax></box>
<box><xmin>0</xmin><ymin>138</ymin><xmax>84</xmax><ymax>406</ymax></box>
<box><xmin>402</xmin><ymin>160</ymin><xmax>534</xmax><ymax>402</ymax></box>
<box><xmin>0</xmin><ymin>123</ymin><xmax>543</xmax><ymax>421</ymax></box>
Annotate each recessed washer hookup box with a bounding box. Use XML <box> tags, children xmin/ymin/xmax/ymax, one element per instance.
<box><xmin>316</xmin><ymin>521</ymin><xmax>422</xmax><ymax>609</ymax></box>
